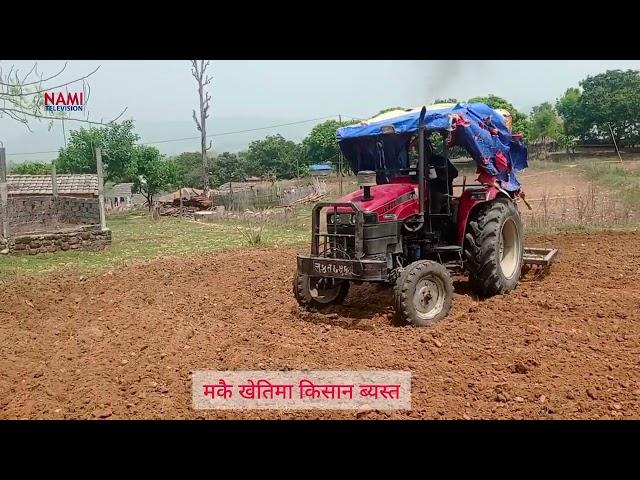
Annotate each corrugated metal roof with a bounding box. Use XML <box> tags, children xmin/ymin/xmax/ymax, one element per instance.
<box><xmin>8</xmin><ymin>174</ymin><xmax>98</xmax><ymax>196</ymax></box>
<box><xmin>309</xmin><ymin>163</ymin><xmax>333</xmax><ymax>171</ymax></box>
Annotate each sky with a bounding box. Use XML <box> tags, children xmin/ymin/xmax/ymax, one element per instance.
<box><xmin>3</xmin><ymin>60</ymin><xmax>640</xmax><ymax>163</ymax></box>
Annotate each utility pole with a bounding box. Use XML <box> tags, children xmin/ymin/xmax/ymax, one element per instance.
<box><xmin>608</xmin><ymin>122</ymin><xmax>624</xmax><ymax>164</ymax></box>
<box><xmin>62</xmin><ymin>118</ymin><xmax>67</xmax><ymax>147</ymax></box>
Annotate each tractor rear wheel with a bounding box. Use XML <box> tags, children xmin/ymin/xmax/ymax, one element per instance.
<box><xmin>293</xmin><ymin>272</ymin><xmax>350</xmax><ymax>309</ymax></box>
<box><xmin>464</xmin><ymin>198</ymin><xmax>524</xmax><ymax>297</ymax></box>
<box><xmin>394</xmin><ymin>260</ymin><xmax>453</xmax><ymax>326</ymax></box>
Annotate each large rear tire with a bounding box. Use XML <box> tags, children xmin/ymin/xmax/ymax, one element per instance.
<box><xmin>464</xmin><ymin>198</ymin><xmax>524</xmax><ymax>297</ymax></box>
<box><xmin>293</xmin><ymin>272</ymin><xmax>350</xmax><ymax>309</ymax></box>
<box><xmin>394</xmin><ymin>260</ymin><xmax>454</xmax><ymax>327</ymax></box>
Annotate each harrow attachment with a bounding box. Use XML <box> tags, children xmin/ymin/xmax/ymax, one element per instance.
<box><xmin>523</xmin><ymin>247</ymin><xmax>559</xmax><ymax>270</ymax></box>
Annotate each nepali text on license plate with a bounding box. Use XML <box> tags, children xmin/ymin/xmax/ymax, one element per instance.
<box><xmin>313</xmin><ymin>261</ymin><xmax>352</xmax><ymax>276</ymax></box>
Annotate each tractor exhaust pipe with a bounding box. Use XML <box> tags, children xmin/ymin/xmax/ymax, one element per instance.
<box><xmin>357</xmin><ymin>170</ymin><xmax>376</xmax><ymax>201</ymax></box>
<box><xmin>417</xmin><ymin>106</ymin><xmax>427</xmax><ymax>218</ymax></box>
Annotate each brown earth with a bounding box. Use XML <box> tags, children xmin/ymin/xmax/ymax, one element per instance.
<box><xmin>1</xmin><ymin>230</ymin><xmax>639</xmax><ymax>419</ymax></box>
<box><xmin>455</xmin><ymin>161</ymin><xmax>640</xmax><ymax>225</ymax></box>
<box><xmin>516</xmin><ymin>167</ymin><xmax>626</xmax><ymax>226</ymax></box>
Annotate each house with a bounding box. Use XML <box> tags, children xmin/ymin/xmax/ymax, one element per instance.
<box><xmin>7</xmin><ymin>174</ymin><xmax>98</xmax><ymax>198</ymax></box>
<box><xmin>309</xmin><ymin>163</ymin><xmax>334</xmax><ymax>176</ymax></box>
<box><xmin>3</xmin><ymin>174</ymin><xmax>102</xmax><ymax>239</ymax></box>
<box><xmin>106</xmin><ymin>183</ymin><xmax>146</xmax><ymax>209</ymax></box>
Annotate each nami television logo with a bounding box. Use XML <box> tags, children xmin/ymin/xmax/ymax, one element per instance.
<box><xmin>44</xmin><ymin>91</ymin><xmax>84</xmax><ymax>112</ymax></box>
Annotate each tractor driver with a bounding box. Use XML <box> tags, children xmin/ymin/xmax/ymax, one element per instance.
<box><xmin>408</xmin><ymin>134</ymin><xmax>458</xmax><ymax>213</ymax></box>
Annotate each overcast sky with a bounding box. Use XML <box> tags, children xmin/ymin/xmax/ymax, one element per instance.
<box><xmin>3</xmin><ymin>60</ymin><xmax>640</xmax><ymax>162</ymax></box>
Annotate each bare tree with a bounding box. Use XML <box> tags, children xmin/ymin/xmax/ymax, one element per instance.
<box><xmin>190</xmin><ymin>60</ymin><xmax>212</xmax><ymax>195</ymax></box>
<box><xmin>0</xmin><ymin>61</ymin><xmax>127</xmax><ymax>131</ymax></box>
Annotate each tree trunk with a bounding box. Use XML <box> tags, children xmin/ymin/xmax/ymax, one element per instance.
<box><xmin>191</xmin><ymin>60</ymin><xmax>213</xmax><ymax>197</ymax></box>
<box><xmin>198</xmin><ymin>80</ymin><xmax>210</xmax><ymax>195</ymax></box>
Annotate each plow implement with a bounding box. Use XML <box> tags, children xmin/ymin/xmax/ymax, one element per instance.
<box><xmin>523</xmin><ymin>247</ymin><xmax>559</xmax><ymax>268</ymax></box>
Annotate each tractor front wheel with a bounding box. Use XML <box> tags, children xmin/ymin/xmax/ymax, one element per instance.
<box><xmin>394</xmin><ymin>260</ymin><xmax>454</xmax><ymax>326</ymax></box>
<box><xmin>464</xmin><ymin>198</ymin><xmax>524</xmax><ymax>297</ymax></box>
<box><xmin>293</xmin><ymin>272</ymin><xmax>350</xmax><ymax>309</ymax></box>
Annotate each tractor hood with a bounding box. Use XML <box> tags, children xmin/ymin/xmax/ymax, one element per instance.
<box><xmin>337</xmin><ymin>182</ymin><xmax>416</xmax><ymax>212</ymax></box>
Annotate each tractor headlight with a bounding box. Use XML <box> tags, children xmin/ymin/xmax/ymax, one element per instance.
<box><xmin>328</xmin><ymin>213</ymin><xmax>358</xmax><ymax>225</ymax></box>
<box><xmin>363</xmin><ymin>212</ymin><xmax>378</xmax><ymax>224</ymax></box>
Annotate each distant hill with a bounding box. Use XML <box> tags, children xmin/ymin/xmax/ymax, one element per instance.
<box><xmin>2</xmin><ymin>115</ymin><xmax>320</xmax><ymax>163</ymax></box>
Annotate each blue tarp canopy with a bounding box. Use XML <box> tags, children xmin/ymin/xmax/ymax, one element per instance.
<box><xmin>336</xmin><ymin>102</ymin><xmax>528</xmax><ymax>191</ymax></box>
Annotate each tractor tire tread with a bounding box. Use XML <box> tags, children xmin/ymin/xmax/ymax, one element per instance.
<box><xmin>464</xmin><ymin>198</ymin><xmax>524</xmax><ymax>297</ymax></box>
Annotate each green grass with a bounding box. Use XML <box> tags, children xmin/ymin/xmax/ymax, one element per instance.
<box><xmin>4</xmin><ymin>161</ymin><xmax>638</xmax><ymax>277</ymax></box>
<box><xmin>581</xmin><ymin>162</ymin><xmax>640</xmax><ymax>209</ymax></box>
<box><xmin>0</xmin><ymin>213</ymin><xmax>309</xmax><ymax>277</ymax></box>
<box><xmin>525</xmin><ymin>222</ymin><xmax>639</xmax><ymax>236</ymax></box>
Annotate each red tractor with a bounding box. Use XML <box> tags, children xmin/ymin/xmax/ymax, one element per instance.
<box><xmin>293</xmin><ymin>103</ymin><xmax>557</xmax><ymax>326</ymax></box>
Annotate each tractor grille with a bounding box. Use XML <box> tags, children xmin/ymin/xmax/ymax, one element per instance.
<box><xmin>319</xmin><ymin>224</ymin><xmax>356</xmax><ymax>259</ymax></box>
<box><xmin>312</xmin><ymin>202</ymin><xmax>364</xmax><ymax>260</ymax></box>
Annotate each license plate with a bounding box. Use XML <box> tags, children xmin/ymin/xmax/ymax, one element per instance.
<box><xmin>312</xmin><ymin>260</ymin><xmax>353</xmax><ymax>276</ymax></box>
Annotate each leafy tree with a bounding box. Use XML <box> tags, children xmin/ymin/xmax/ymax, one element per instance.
<box><xmin>55</xmin><ymin>120</ymin><xmax>139</xmax><ymax>181</ymax></box>
<box><xmin>528</xmin><ymin>102</ymin><xmax>563</xmax><ymax>160</ymax></box>
<box><xmin>170</xmin><ymin>151</ymin><xmax>209</xmax><ymax>188</ymax></box>
<box><xmin>468</xmin><ymin>94</ymin><xmax>530</xmax><ymax>137</ymax></box>
<box><xmin>245</xmin><ymin>134</ymin><xmax>302</xmax><ymax>179</ymax></box>
<box><xmin>555</xmin><ymin>87</ymin><xmax>584</xmax><ymax>139</ymax></box>
<box><xmin>556</xmin><ymin>70</ymin><xmax>640</xmax><ymax>147</ymax></box>
<box><xmin>212</xmin><ymin>152</ymin><xmax>248</xmax><ymax>187</ymax></box>
<box><xmin>529</xmin><ymin>102</ymin><xmax>563</xmax><ymax>143</ymax></box>
<box><xmin>9</xmin><ymin>161</ymin><xmax>52</xmax><ymax>175</ymax></box>
<box><xmin>131</xmin><ymin>146</ymin><xmax>176</xmax><ymax>209</ymax></box>
<box><xmin>302</xmin><ymin>120</ymin><xmax>348</xmax><ymax>170</ymax></box>
<box><xmin>558</xmin><ymin>134</ymin><xmax>577</xmax><ymax>154</ymax></box>
<box><xmin>55</xmin><ymin>127</ymin><xmax>102</xmax><ymax>174</ymax></box>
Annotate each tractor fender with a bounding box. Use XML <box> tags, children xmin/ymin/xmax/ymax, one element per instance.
<box><xmin>456</xmin><ymin>186</ymin><xmax>513</xmax><ymax>245</ymax></box>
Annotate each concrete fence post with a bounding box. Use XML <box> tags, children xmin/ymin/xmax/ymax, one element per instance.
<box><xmin>51</xmin><ymin>160</ymin><xmax>59</xmax><ymax>220</ymax></box>
<box><xmin>95</xmin><ymin>147</ymin><xmax>107</xmax><ymax>231</ymax></box>
<box><xmin>0</xmin><ymin>146</ymin><xmax>9</xmax><ymax>239</ymax></box>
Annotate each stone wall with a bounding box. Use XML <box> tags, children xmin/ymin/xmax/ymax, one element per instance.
<box><xmin>3</xmin><ymin>195</ymin><xmax>100</xmax><ymax>234</ymax></box>
<box><xmin>57</xmin><ymin>197</ymin><xmax>100</xmax><ymax>224</ymax></box>
<box><xmin>7</xmin><ymin>196</ymin><xmax>57</xmax><ymax>230</ymax></box>
<box><xmin>0</xmin><ymin>225</ymin><xmax>111</xmax><ymax>256</ymax></box>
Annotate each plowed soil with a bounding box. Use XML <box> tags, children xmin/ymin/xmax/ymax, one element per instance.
<box><xmin>1</xmin><ymin>230</ymin><xmax>639</xmax><ymax>419</ymax></box>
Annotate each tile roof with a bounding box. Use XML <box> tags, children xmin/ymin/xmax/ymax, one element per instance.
<box><xmin>109</xmin><ymin>183</ymin><xmax>135</xmax><ymax>197</ymax></box>
<box><xmin>8</xmin><ymin>174</ymin><xmax>98</xmax><ymax>196</ymax></box>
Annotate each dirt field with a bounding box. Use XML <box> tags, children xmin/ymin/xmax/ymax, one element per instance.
<box><xmin>1</xmin><ymin>229</ymin><xmax>639</xmax><ymax>419</ymax></box>
<box><xmin>517</xmin><ymin>166</ymin><xmax>636</xmax><ymax>226</ymax></box>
